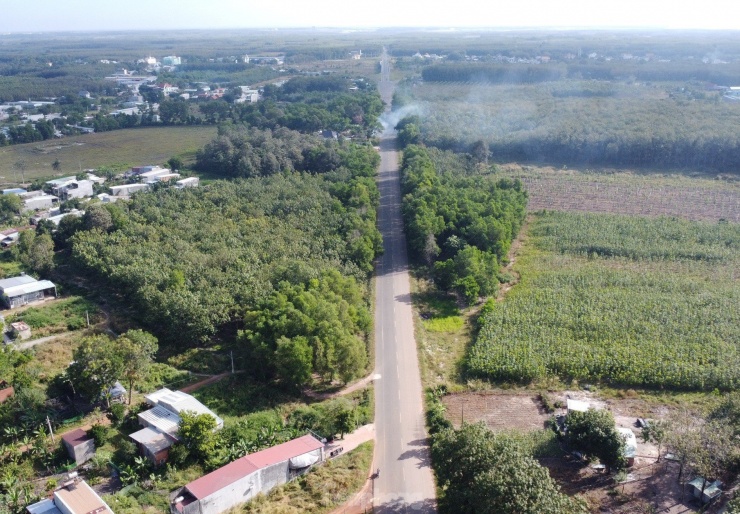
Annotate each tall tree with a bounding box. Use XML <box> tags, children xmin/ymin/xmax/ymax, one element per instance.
<box><xmin>69</xmin><ymin>335</ymin><xmax>125</xmax><ymax>407</ymax></box>
<box><xmin>117</xmin><ymin>330</ymin><xmax>158</xmax><ymax>405</ymax></box>
<box><xmin>564</xmin><ymin>409</ymin><xmax>626</xmax><ymax>472</ymax></box>
<box><xmin>432</xmin><ymin>423</ymin><xmax>582</xmax><ymax>514</ymax></box>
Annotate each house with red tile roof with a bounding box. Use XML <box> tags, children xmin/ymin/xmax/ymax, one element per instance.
<box><xmin>170</xmin><ymin>434</ymin><xmax>324</xmax><ymax>514</ymax></box>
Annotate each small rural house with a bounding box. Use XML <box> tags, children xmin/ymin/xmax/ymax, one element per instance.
<box><xmin>50</xmin><ymin>179</ymin><xmax>95</xmax><ymax>201</ymax></box>
<box><xmin>26</xmin><ymin>474</ymin><xmax>114</xmax><ymax>514</ymax></box>
<box><xmin>0</xmin><ymin>229</ymin><xmax>20</xmax><ymax>248</ymax></box>
<box><xmin>110</xmin><ymin>183</ymin><xmax>150</xmax><ymax>197</ymax></box>
<box><xmin>170</xmin><ymin>434</ymin><xmax>324</xmax><ymax>514</ymax></box>
<box><xmin>10</xmin><ymin>321</ymin><xmax>32</xmax><ymax>340</ymax></box>
<box><xmin>130</xmin><ymin>388</ymin><xmax>222</xmax><ymax>465</ymax></box>
<box><xmin>175</xmin><ymin>177</ymin><xmax>199</xmax><ymax>188</ymax></box>
<box><xmin>688</xmin><ymin>477</ymin><xmax>722</xmax><ymax>504</ymax></box>
<box><xmin>61</xmin><ymin>429</ymin><xmax>95</xmax><ymax>466</ymax></box>
<box><xmin>0</xmin><ymin>275</ymin><xmax>57</xmax><ymax>309</ymax></box>
<box><xmin>20</xmin><ymin>191</ymin><xmax>59</xmax><ymax>211</ymax></box>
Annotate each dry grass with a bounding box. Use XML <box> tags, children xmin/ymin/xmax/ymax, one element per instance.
<box><xmin>242</xmin><ymin>441</ymin><xmax>374</xmax><ymax>513</ymax></box>
<box><xmin>0</xmin><ymin>126</ymin><xmax>217</xmax><ymax>184</ymax></box>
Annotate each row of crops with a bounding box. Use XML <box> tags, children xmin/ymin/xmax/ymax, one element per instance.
<box><xmin>467</xmin><ymin>211</ymin><xmax>740</xmax><ymax>390</ymax></box>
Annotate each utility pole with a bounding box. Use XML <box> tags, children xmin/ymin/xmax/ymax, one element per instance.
<box><xmin>46</xmin><ymin>415</ymin><xmax>55</xmax><ymax>443</ymax></box>
<box><xmin>230</xmin><ymin>351</ymin><xmax>234</xmax><ymax>374</ymax></box>
<box><xmin>86</xmin><ymin>310</ymin><xmax>90</xmax><ymax>327</ymax></box>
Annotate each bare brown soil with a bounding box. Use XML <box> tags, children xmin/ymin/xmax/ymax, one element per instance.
<box><xmin>500</xmin><ymin>165</ymin><xmax>740</xmax><ymax>222</ymax></box>
<box><xmin>442</xmin><ymin>390</ymin><xmax>725</xmax><ymax>513</ymax></box>
<box><xmin>443</xmin><ymin>392</ymin><xmax>551</xmax><ymax>431</ymax></box>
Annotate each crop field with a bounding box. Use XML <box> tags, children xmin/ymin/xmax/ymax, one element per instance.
<box><xmin>501</xmin><ymin>165</ymin><xmax>740</xmax><ymax>222</ymax></box>
<box><xmin>467</xmin><ymin>211</ymin><xmax>740</xmax><ymax>391</ymax></box>
<box><xmin>0</xmin><ymin>125</ymin><xmax>216</xmax><ymax>183</ymax></box>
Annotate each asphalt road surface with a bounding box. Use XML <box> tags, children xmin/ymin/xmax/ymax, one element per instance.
<box><xmin>373</xmin><ymin>50</ymin><xmax>437</xmax><ymax>513</ymax></box>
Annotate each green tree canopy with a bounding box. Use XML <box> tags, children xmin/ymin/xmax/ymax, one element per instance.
<box><xmin>432</xmin><ymin>423</ymin><xmax>582</xmax><ymax>514</ymax></box>
<box><xmin>564</xmin><ymin>409</ymin><xmax>626</xmax><ymax>472</ymax></box>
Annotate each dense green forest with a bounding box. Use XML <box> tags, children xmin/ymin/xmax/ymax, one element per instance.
<box><xmin>69</xmin><ymin>143</ymin><xmax>381</xmax><ymax>385</ymax></box>
<box><xmin>403</xmin><ymin>80</ymin><xmax>740</xmax><ymax>171</ymax></box>
<box><xmin>468</xmin><ymin>211</ymin><xmax>740</xmax><ymax>390</ymax></box>
<box><xmin>399</xmin><ymin>145</ymin><xmax>527</xmax><ymax>303</ymax></box>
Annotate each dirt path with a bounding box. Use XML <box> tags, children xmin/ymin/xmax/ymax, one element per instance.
<box><xmin>179</xmin><ymin>371</ymin><xmax>237</xmax><ymax>393</ymax></box>
<box><xmin>496</xmin><ymin>217</ymin><xmax>530</xmax><ymax>302</ymax></box>
<box><xmin>303</xmin><ymin>372</ymin><xmax>376</xmax><ymax>401</ymax></box>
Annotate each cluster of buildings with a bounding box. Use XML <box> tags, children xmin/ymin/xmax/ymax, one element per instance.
<box><xmin>20</xmin><ymin>382</ymin><xmax>326</xmax><ymax>514</ymax></box>
<box><xmin>0</xmin><ymin>167</ymin><xmax>199</xmax><ymax>228</ymax></box>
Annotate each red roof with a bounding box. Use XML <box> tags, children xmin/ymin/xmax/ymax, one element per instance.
<box><xmin>62</xmin><ymin>428</ymin><xmax>92</xmax><ymax>447</ymax></box>
<box><xmin>185</xmin><ymin>435</ymin><xmax>323</xmax><ymax>500</ymax></box>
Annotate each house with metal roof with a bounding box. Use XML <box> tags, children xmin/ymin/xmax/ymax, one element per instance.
<box><xmin>170</xmin><ymin>434</ymin><xmax>324</xmax><ymax>514</ymax></box>
<box><xmin>688</xmin><ymin>477</ymin><xmax>722</xmax><ymax>504</ymax></box>
<box><xmin>26</xmin><ymin>475</ymin><xmax>114</xmax><ymax>514</ymax></box>
<box><xmin>0</xmin><ymin>275</ymin><xmax>57</xmax><ymax>309</ymax></box>
<box><xmin>130</xmin><ymin>388</ymin><xmax>222</xmax><ymax>466</ymax></box>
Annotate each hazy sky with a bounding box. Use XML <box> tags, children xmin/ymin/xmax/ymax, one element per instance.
<box><xmin>2</xmin><ymin>0</ymin><xmax>739</xmax><ymax>32</ymax></box>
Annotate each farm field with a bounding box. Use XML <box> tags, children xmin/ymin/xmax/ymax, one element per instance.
<box><xmin>501</xmin><ymin>164</ymin><xmax>740</xmax><ymax>222</ymax></box>
<box><xmin>0</xmin><ymin>125</ymin><xmax>217</xmax><ymax>183</ymax></box>
<box><xmin>467</xmin><ymin>211</ymin><xmax>740</xmax><ymax>391</ymax></box>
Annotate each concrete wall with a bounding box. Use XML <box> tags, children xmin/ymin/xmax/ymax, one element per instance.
<box><xmin>194</xmin><ymin>471</ymin><xmax>260</xmax><ymax>514</ymax></box>
<box><xmin>65</xmin><ymin>439</ymin><xmax>95</xmax><ymax>465</ymax></box>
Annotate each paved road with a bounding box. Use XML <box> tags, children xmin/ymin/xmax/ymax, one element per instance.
<box><xmin>373</xmin><ymin>49</ymin><xmax>437</xmax><ymax>513</ymax></box>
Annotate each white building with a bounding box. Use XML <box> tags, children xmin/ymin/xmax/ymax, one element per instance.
<box><xmin>175</xmin><ymin>177</ymin><xmax>199</xmax><ymax>188</ymax></box>
<box><xmin>20</xmin><ymin>191</ymin><xmax>59</xmax><ymax>211</ymax></box>
<box><xmin>130</xmin><ymin>388</ymin><xmax>222</xmax><ymax>466</ymax></box>
<box><xmin>110</xmin><ymin>183</ymin><xmax>150</xmax><ymax>197</ymax></box>
<box><xmin>162</xmin><ymin>56</ymin><xmax>182</xmax><ymax>66</ymax></box>
<box><xmin>52</xmin><ymin>180</ymin><xmax>94</xmax><ymax>201</ymax></box>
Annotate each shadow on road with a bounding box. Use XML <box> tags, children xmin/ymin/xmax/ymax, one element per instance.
<box><xmin>375</xmin><ymin>498</ymin><xmax>437</xmax><ymax>514</ymax></box>
<box><xmin>394</xmin><ymin>292</ymin><xmax>412</xmax><ymax>305</ymax></box>
<box><xmin>397</xmin><ymin>447</ymin><xmax>432</xmax><ymax>469</ymax></box>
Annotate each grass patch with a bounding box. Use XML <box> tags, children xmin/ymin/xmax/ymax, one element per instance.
<box><xmin>192</xmin><ymin>375</ymin><xmax>298</xmax><ymax>418</ymax></box>
<box><xmin>0</xmin><ymin>126</ymin><xmax>217</xmax><ymax>184</ymax></box>
<box><xmin>244</xmin><ymin>441</ymin><xmax>374</xmax><ymax>513</ymax></box>
<box><xmin>423</xmin><ymin>316</ymin><xmax>464</xmax><ymax>333</ymax></box>
<box><xmin>411</xmin><ymin>272</ymin><xmax>473</xmax><ymax>391</ymax></box>
<box><xmin>7</xmin><ymin>296</ymin><xmax>103</xmax><ymax>337</ymax></box>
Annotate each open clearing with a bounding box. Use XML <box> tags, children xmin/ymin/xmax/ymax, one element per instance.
<box><xmin>501</xmin><ymin>164</ymin><xmax>740</xmax><ymax>222</ymax></box>
<box><xmin>0</xmin><ymin>125</ymin><xmax>216</xmax><ymax>183</ymax></box>
<box><xmin>443</xmin><ymin>390</ymin><xmax>716</xmax><ymax>513</ymax></box>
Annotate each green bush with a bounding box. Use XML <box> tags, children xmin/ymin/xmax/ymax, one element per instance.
<box><xmin>108</xmin><ymin>403</ymin><xmax>126</xmax><ymax>426</ymax></box>
<box><xmin>89</xmin><ymin>424</ymin><xmax>108</xmax><ymax>447</ymax></box>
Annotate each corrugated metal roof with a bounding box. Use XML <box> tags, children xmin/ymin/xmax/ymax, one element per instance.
<box><xmin>184</xmin><ymin>435</ymin><xmax>323</xmax><ymax>500</ymax></box>
<box><xmin>0</xmin><ymin>275</ymin><xmax>36</xmax><ymax>289</ymax></box>
<box><xmin>2</xmin><ymin>279</ymin><xmax>56</xmax><ymax>298</ymax></box>
<box><xmin>146</xmin><ymin>388</ymin><xmax>223</xmax><ymax>428</ymax></box>
<box><xmin>138</xmin><ymin>405</ymin><xmax>181</xmax><ymax>435</ymax></box>
<box><xmin>129</xmin><ymin>427</ymin><xmax>174</xmax><ymax>454</ymax></box>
